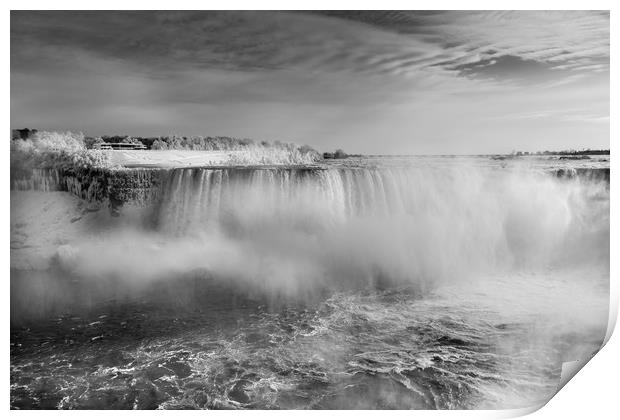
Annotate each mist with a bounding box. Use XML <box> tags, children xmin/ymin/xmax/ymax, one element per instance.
<box><xmin>12</xmin><ymin>165</ymin><xmax>607</xmax><ymax>310</ymax></box>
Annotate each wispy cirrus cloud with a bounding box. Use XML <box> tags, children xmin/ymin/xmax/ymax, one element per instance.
<box><xmin>11</xmin><ymin>11</ymin><xmax>609</xmax><ymax>82</ymax></box>
<box><xmin>10</xmin><ymin>11</ymin><xmax>609</xmax><ymax>154</ymax></box>
<box><xmin>313</xmin><ymin>10</ymin><xmax>609</xmax><ymax>81</ymax></box>
<box><xmin>489</xmin><ymin>108</ymin><xmax>610</xmax><ymax>124</ymax></box>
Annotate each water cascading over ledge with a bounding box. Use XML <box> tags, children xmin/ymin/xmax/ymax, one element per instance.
<box><xmin>11</xmin><ymin>166</ymin><xmax>609</xmax><ymax>256</ymax></box>
<box><xmin>10</xmin><ymin>167</ymin><xmax>166</xmax><ymax>214</ymax></box>
<box><xmin>151</xmin><ymin>165</ymin><xmax>609</xmax><ymax>282</ymax></box>
<box><xmin>10</xmin><ymin>162</ymin><xmax>609</xmax><ymax>198</ymax></box>
<box><xmin>554</xmin><ymin>167</ymin><xmax>610</xmax><ymax>183</ymax></box>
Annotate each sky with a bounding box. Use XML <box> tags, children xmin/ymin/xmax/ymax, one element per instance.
<box><xmin>11</xmin><ymin>11</ymin><xmax>610</xmax><ymax>154</ymax></box>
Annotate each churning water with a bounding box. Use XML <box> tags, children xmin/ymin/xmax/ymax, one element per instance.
<box><xmin>10</xmin><ymin>156</ymin><xmax>610</xmax><ymax>409</ymax></box>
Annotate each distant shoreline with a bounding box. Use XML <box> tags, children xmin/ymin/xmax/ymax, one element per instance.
<box><xmin>327</xmin><ymin>151</ymin><xmax>610</xmax><ymax>158</ymax></box>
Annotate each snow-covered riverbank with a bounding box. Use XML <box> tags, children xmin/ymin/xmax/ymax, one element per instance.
<box><xmin>110</xmin><ymin>149</ymin><xmax>320</xmax><ymax>168</ymax></box>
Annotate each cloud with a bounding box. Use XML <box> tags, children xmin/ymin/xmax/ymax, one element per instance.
<box><xmin>488</xmin><ymin>107</ymin><xmax>609</xmax><ymax>125</ymax></box>
<box><xmin>12</xmin><ymin>11</ymin><xmax>609</xmax><ymax>83</ymax></box>
<box><xmin>10</xmin><ymin>11</ymin><xmax>610</xmax><ymax>154</ymax></box>
<box><xmin>313</xmin><ymin>11</ymin><xmax>609</xmax><ymax>80</ymax></box>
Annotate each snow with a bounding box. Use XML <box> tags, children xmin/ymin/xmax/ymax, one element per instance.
<box><xmin>10</xmin><ymin>191</ymin><xmax>109</xmax><ymax>270</ymax></box>
<box><xmin>109</xmin><ymin>150</ymin><xmax>243</xmax><ymax>168</ymax></box>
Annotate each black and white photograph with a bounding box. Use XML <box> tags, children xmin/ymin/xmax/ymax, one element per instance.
<box><xmin>8</xmin><ymin>5</ymin><xmax>612</xmax><ymax>412</ymax></box>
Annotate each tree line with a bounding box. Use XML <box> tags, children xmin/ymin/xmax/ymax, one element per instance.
<box><xmin>12</xmin><ymin>129</ymin><xmax>319</xmax><ymax>155</ymax></box>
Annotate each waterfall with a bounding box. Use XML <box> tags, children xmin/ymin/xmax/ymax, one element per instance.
<box><xmin>155</xmin><ymin>165</ymin><xmax>609</xmax><ymax>279</ymax></box>
<box><xmin>10</xmin><ymin>163</ymin><xmax>608</xmax><ymax>291</ymax></box>
<box><xmin>10</xmin><ymin>167</ymin><xmax>163</xmax><ymax>205</ymax></box>
<box><xmin>11</xmin><ymin>168</ymin><xmax>63</xmax><ymax>192</ymax></box>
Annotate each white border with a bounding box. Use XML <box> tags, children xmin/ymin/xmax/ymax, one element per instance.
<box><xmin>3</xmin><ymin>1</ymin><xmax>616</xmax><ymax>418</ymax></box>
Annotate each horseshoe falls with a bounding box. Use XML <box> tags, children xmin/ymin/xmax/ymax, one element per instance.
<box><xmin>10</xmin><ymin>156</ymin><xmax>610</xmax><ymax>409</ymax></box>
